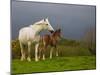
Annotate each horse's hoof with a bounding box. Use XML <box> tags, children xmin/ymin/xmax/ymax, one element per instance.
<box><xmin>35</xmin><ymin>59</ymin><xmax>39</xmax><ymax>62</ymax></box>
<box><xmin>28</xmin><ymin>59</ymin><xmax>31</xmax><ymax>62</ymax></box>
<box><xmin>50</xmin><ymin>57</ymin><xmax>52</xmax><ymax>59</ymax></box>
<box><xmin>56</xmin><ymin>55</ymin><xmax>58</xmax><ymax>57</ymax></box>
<box><xmin>21</xmin><ymin>58</ymin><xmax>25</xmax><ymax>61</ymax></box>
<box><xmin>21</xmin><ymin>59</ymin><xmax>24</xmax><ymax>61</ymax></box>
<box><xmin>27</xmin><ymin>57</ymin><xmax>31</xmax><ymax>62</ymax></box>
<box><xmin>42</xmin><ymin>58</ymin><xmax>45</xmax><ymax>60</ymax></box>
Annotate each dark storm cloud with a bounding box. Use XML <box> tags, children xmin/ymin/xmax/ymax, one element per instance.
<box><xmin>11</xmin><ymin>1</ymin><xmax>96</xmax><ymax>40</ymax></box>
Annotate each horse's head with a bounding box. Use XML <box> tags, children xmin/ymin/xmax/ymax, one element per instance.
<box><xmin>43</xmin><ymin>18</ymin><xmax>54</xmax><ymax>33</ymax></box>
<box><xmin>33</xmin><ymin>18</ymin><xmax>54</xmax><ymax>33</ymax></box>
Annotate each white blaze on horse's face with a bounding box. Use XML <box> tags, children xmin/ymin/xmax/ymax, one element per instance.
<box><xmin>44</xmin><ymin>18</ymin><xmax>54</xmax><ymax>33</ymax></box>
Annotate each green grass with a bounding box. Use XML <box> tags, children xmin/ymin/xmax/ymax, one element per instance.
<box><xmin>12</xmin><ymin>56</ymin><xmax>96</xmax><ymax>74</ymax></box>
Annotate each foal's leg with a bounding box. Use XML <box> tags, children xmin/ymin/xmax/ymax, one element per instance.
<box><xmin>42</xmin><ymin>46</ymin><xmax>46</xmax><ymax>60</ymax></box>
<box><xmin>27</xmin><ymin>41</ymin><xmax>31</xmax><ymax>62</ymax></box>
<box><xmin>56</xmin><ymin>47</ymin><xmax>59</xmax><ymax>57</ymax></box>
<box><xmin>20</xmin><ymin>41</ymin><xmax>25</xmax><ymax>61</ymax></box>
<box><xmin>50</xmin><ymin>47</ymin><xmax>54</xmax><ymax>59</ymax></box>
<box><xmin>35</xmin><ymin>43</ymin><xmax>39</xmax><ymax>61</ymax></box>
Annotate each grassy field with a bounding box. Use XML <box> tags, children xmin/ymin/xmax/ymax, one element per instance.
<box><xmin>11</xmin><ymin>38</ymin><xmax>96</xmax><ymax>74</ymax></box>
<box><xmin>12</xmin><ymin>56</ymin><xmax>96</xmax><ymax>74</ymax></box>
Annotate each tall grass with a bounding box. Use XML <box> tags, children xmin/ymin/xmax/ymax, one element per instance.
<box><xmin>11</xmin><ymin>38</ymin><xmax>95</xmax><ymax>59</ymax></box>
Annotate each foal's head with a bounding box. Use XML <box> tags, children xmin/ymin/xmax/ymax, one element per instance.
<box><xmin>52</xmin><ymin>28</ymin><xmax>61</xmax><ymax>40</ymax></box>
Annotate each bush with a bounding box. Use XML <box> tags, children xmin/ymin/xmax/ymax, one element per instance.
<box><xmin>11</xmin><ymin>39</ymin><xmax>21</xmax><ymax>59</ymax></box>
<box><xmin>59</xmin><ymin>38</ymin><xmax>80</xmax><ymax>46</ymax></box>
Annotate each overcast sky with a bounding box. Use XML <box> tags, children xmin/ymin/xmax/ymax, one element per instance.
<box><xmin>11</xmin><ymin>1</ymin><xmax>96</xmax><ymax>40</ymax></box>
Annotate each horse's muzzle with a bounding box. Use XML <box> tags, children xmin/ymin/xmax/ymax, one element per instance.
<box><xmin>49</xmin><ymin>30</ymin><xmax>54</xmax><ymax>33</ymax></box>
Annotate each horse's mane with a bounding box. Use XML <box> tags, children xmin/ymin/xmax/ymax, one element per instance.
<box><xmin>33</xmin><ymin>19</ymin><xmax>44</xmax><ymax>25</ymax></box>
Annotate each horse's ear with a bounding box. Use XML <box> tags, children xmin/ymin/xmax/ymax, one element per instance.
<box><xmin>44</xmin><ymin>19</ymin><xmax>46</xmax><ymax>21</ymax></box>
<box><xmin>46</xmin><ymin>17</ymin><xmax>48</xmax><ymax>19</ymax></box>
<box><xmin>46</xmin><ymin>17</ymin><xmax>49</xmax><ymax>21</ymax></box>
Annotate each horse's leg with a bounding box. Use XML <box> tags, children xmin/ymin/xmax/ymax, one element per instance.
<box><xmin>56</xmin><ymin>46</ymin><xmax>59</xmax><ymax>56</ymax></box>
<box><xmin>50</xmin><ymin>47</ymin><xmax>54</xmax><ymax>59</ymax></box>
<box><xmin>56</xmin><ymin>49</ymin><xmax>59</xmax><ymax>56</ymax></box>
<box><xmin>42</xmin><ymin>46</ymin><xmax>46</xmax><ymax>60</ymax></box>
<box><xmin>42</xmin><ymin>51</ymin><xmax>45</xmax><ymax>60</ymax></box>
<box><xmin>38</xmin><ymin>48</ymin><xmax>40</xmax><ymax>59</ymax></box>
<box><xmin>38</xmin><ymin>47</ymin><xmax>42</xmax><ymax>60</ymax></box>
<box><xmin>20</xmin><ymin>41</ymin><xmax>25</xmax><ymax>61</ymax></box>
<box><xmin>35</xmin><ymin>43</ymin><xmax>39</xmax><ymax>61</ymax></box>
<box><xmin>27</xmin><ymin>41</ymin><xmax>31</xmax><ymax>62</ymax></box>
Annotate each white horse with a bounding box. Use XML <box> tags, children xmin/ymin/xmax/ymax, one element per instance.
<box><xmin>18</xmin><ymin>18</ymin><xmax>54</xmax><ymax>62</ymax></box>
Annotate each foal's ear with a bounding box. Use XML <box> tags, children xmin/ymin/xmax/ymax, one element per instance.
<box><xmin>58</xmin><ymin>28</ymin><xmax>61</xmax><ymax>32</ymax></box>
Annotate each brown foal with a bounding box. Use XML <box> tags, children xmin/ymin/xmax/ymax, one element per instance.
<box><xmin>38</xmin><ymin>28</ymin><xmax>61</xmax><ymax>60</ymax></box>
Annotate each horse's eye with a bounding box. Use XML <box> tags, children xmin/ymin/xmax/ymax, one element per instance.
<box><xmin>46</xmin><ymin>24</ymin><xmax>48</xmax><ymax>25</ymax></box>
